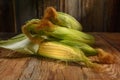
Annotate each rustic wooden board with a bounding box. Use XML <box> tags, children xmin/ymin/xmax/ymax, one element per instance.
<box><xmin>0</xmin><ymin>33</ymin><xmax>120</xmax><ymax>80</ymax></box>
<box><xmin>81</xmin><ymin>33</ymin><xmax>120</xmax><ymax>80</ymax></box>
<box><xmin>1</xmin><ymin>0</ymin><xmax>120</xmax><ymax>33</ymax></box>
<box><xmin>15</xmin><ymin>0</ymin><xmax>37</xmax><ymax>33</ymax></box>
<box><xmin>0</xmin><ymin>0</ymin><xmax>15</xmax><ymax>32</ymax></box>
<box><xmin>98</xmin><ymin>33</ymin><xmax>120</xmax><ymax>51</ymax></box>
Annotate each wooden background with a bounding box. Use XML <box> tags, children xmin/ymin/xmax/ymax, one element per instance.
<box><xmin>0</xmin><ymin>0</ymin><xmax>120</xmax><ymax>33</ymax></box>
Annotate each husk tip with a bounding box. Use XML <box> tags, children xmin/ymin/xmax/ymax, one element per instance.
<box><xmin>96</xmin><ymin>48</ymin><xmax>115</xmax><ymax>64</ymax></box>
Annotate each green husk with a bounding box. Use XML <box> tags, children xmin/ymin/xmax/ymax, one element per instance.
<box><xmin>22</xmin><ymin>19</ymin><xmax>95</xmax><ymax>45</ymax></box>
<box><xmin>60</xmin><ymin>40</ymin><xmax>97</xmax><ymax>56</ymax></box>
<box><xmin>24</xmin><ymin>19</ymin><xmax>41</xmax><ymax>34</ymax></box>
<box><xmin>51</xmin><ymin>12</ymin><xmax>82</xmax><ymax>30</ymax></box>
<box><xmin>46</xmin><ymin>26</ymin><xmax>95</xmax><ymax>45</ymax></box>
<box><xmin>0</xmin><ymin>34</ymin><xmax>39</xmax><ymax>54</ymax></box>
<box><xmin>43</xmin><ymin>7</ymin><xmax>82</xmax><ymax>30</ymax></box>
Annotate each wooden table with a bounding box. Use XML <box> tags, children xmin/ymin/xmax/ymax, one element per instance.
<box><xmin>0</xmin><ymin>33</ymin><xmax>120</xmax><ymax>80</ymax></box>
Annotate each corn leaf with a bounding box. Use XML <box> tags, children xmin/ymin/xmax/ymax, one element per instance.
<box><xmin>0</xmin><ymin>34</ymin><xmax>39</xmax><ymax>54</ymax></box>
<box><xmin>47</xmin><ymin>26</ymin><xmax>95</xmax><ymax>45</ymax></box>
<box><xmin>60</xmin><ymin>40</ymin><xmax>97</xmax><ymax>56</ymax></box>
<box><xmin>51</xmin><ymin>12</ymin><xmax>82</xmax><ymax>30</ymax></box>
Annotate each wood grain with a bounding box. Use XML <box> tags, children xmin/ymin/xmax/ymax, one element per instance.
<box><xmin>0</xmin><ymin>0</ymin><xmax>120</xmax><ymax>32</ymax></box>
<box><xmin>81</xmin><ymin>33</ymin><xmax>120</xmax><ymax>80</ymax></box>
<box><xmin>15</xmin><ymin>0</ymin><xmax>37</xmax><ymax>33</ymax></box>
<box><xmin>0</xmin><ymin>33</ymin><xmax>120</xmax><ymax>80</ymax></box>
<box><xmin>0</xmin><ymin>0</ymin><xmax>15</xmax><ymax>32</ymax></box>
<box><xmin>98</xmin><ymin>33</ymin><xmax>120</xmax><ymax>52</ymax></box>
<box><xmin>0</xmin><ymin>58</ymin><xmax>30</xmax><ymax>80</ymax></box>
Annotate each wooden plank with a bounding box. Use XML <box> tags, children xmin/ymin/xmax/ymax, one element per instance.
<box><xmin>0</xmin><ymin>47</ymin><xmax>84</xmax><ymax>80</ymax></box>
<box><xmin>81</xmin><ymin>33</ymin><xmax>120</xmax><ymax>80</ymax></box>
<box><xmin>114</xmin><ymin>0</ymin><xmax>120</xmax><ymax>32</ymax></box>
<box><xmin>104</xmin><ymin>0</ymin><xmax>120</xmax><ymax>32</ymax></box>
<box><xmin>19</xmin><ymin>58</ymin><xmax>84</xmax><ymax>80</ymax></box>
<box><xmin>98</xmin><ymin>33</ymin><xmax>120</xmax><ymax>51</ymax></box>
<box><xmin>15</xmin><ymin>0</ymin><xmax>37</xmax><ymax>33</ymax></box>
<box><xmin>64</xmin><ymin>0</ymin><xmax>81</xmax><ymax>21</ymax></box>
<box><xmin>0</xmin><ymin>33</ymin><xmax>120</xmax><ymax>80</ymax></box>
<box><xmin>81</xmin><ymin>0</ymin><xmax>105</xmax><ymax>32</ymax></box>
<box><xmin>19</xmin><ymin>58</ymin><xmax>41</xmax><ymax>80</ymax></box>
<box><xmin>0</xmin><ymin>50</ymin><xmax>84</xmax><ymax>80</ymax></box>
<box><xmin>103</xmin><ymin>0</ymin><xmax>117</xmax><ymax>32</ymax></box>
<box><xmin>94</xmin><ymin>33</ymin><xmax>120</xmax><ymax>80</ymax></box>
<box><xmin>0</xmin><ymin>0</ymin><xmax>15</xmax><ymax>32</ymax></box>
<box><xmin>58</xmin><ymin>0</ymin><xmax>65</xmax><ymax>12</ymax></box>
<box><xmin>0</xmin><ymin>58</ymin><xmax>30</xmax><ymax>80</ymax></box>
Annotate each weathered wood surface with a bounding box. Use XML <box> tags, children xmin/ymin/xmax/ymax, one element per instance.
<box><xmin>0</xmin><ymin>0</ymin><xmax>120</xmax><ymax>33</ymax></box>
<box><xmin>0</xmin><ymin>33</ymin><xmax>120</xmax><ymax>80</ymax></box>
<box><xmin>0</xmin><ymin>0</ymin><xmax>16</xmax><ymax>32</ymax></box>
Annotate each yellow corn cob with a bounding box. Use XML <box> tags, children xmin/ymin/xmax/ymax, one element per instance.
<box><xmin>38</xmin><ymin>41</ymin><xmax>99</xmax><ymax>68</ymax></box>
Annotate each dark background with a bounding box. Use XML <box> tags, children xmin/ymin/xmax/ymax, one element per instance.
<box><xmin>0</xmin><ymin>0</ymin><xmax>120</xmax><ymax>33</ymax></box>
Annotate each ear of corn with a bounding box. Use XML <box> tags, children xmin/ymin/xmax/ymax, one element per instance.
<box><xmin>38</xmin><ymin>41</ymin><xmax>98</xmax><ymax>67</ymax></box>
<box><xmin>22</xmin><ymin>19</ymin><xmax>94</xmax><ymax>45</ymax></box>
<box><xmin>47</xmin><ymin>26</ymin><xmax>95</xmax><ymax>45</ymax></box>
<box><xmin>43</xmin><ymin>7</ymin><xmax>82</xmax><ymax>30</ymax></box>
<box><xmin>60</xmin><ymin>40</ymin><xmax>97</xmax><ymax>56</ymax></box>
<box><xmin>51</xmin><ymin>12</ymin><xmax>82</xmax><ymax>30</ymax></box>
